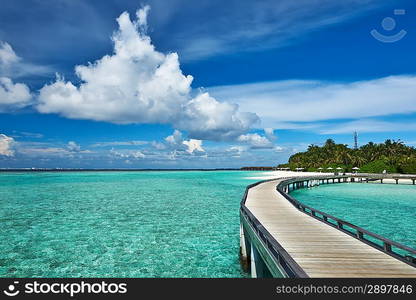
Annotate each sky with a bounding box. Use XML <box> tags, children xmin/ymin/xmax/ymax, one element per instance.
<box><xmin>1</xmin><ymin>0</ymin><xmax>416</xmax><ymax>168</ymax></box>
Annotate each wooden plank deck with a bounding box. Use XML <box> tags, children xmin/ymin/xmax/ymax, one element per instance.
<box><xmin>245</xmin><ymin>179</ymin><xmax>416</xmax><ymax>278</ymax></box>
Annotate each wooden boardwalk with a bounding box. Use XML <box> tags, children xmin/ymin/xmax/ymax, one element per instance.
<box><xmin>244</xmin><ymin>179</ymin><xmax>416</xmax><ymax>277</ymax></box>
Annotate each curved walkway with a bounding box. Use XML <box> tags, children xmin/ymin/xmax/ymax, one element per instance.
<box><xmin>245</xmin><ymin>179</ymin><xmax>416</xmax><ymax>277</ymax></box>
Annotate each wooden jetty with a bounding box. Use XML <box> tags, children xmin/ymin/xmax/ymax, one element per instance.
<box><xmin>240</xmin><ymin>175</ymin><xmax>416</xmax><ymax>277</ymax></box>
<box><xmin>350</xmin><ymin>173</ymin><xmax>416</xmax><ymax>184</ymax></box>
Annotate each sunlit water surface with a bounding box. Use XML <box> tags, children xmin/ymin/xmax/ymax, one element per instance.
<box><xmin>290</xmin><ymin>183</ymin><xmax>416</xmax><ymax>249</ymax></box>
<box><xmin>2</xmin><ymin>172</ymin><xmax>414</xmax><ymax>277</ymax></box>
<box><xmin>0</xmin><ymin>171</ymin><xmax>260</xmax><ymax>277</ymax></box>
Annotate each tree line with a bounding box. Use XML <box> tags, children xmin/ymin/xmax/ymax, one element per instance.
<box><xmin>278</xmin><ymin>139</ymin><xmax>416</xmax><ymax>174</ymax></box>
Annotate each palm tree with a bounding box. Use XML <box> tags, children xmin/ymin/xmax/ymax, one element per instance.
<box><xmin>282</xmin><ymin>139</ymin><xmax>416</xmax><ymax>173</ymax></box>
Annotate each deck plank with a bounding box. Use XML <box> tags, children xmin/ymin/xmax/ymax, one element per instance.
<box><xmin>245</xmin><ymin>179</ymin><xmax>416</xmax><ymax>278</ymax></box>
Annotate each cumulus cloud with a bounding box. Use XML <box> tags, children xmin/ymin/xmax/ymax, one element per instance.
<box><xmin>131</xmin><ymin>151</ymin><xmax>146</xmax><ymax>159</ymax></box>
<box><xmin>0</xmin><ymin>43</ymin><xmax>32</xmax><ymax>111</ymax></box>
<box><xmin>0</xmin><ymin>133</ymin><xmax>15</xmax><ymax>156</ymax></box>
<box><xmin>177</xmin><ymin>92</ymin><xmax>258</xmax><ymax>140</ymax></box>
<box><xmin>37</xmin><ymin>6</ymin><xmax>257</xmax><ymax>141</ymax></box>
<box><xmin>274</xmin><ymin>146</ymin><xmax>285</xmax><ymax>152</ymax></box>
<box><xmin>0</xmin><ymin>42</ymin><xmax>20</xmax><ymax>66</ymax></box>
<box><xmin>67</xmin><ymin>141</ymin><xmax>81</xmax><ymax>152</ymax></box>
<box><xmin>136</xmin><ymin>4</ymin><xmax>150</xmax><ymax>29</ymax></box>
<box><xmin>0</xmin><ymin>77</ymin><xmax>32</xmax><ymax>111</ymax></box>
<box><xmin>209</xmin><ymin>76</ymin><xmax>416</xmax><ymax>129</ymax></box>
<box><xmin>165</xmin><ymin>129</ymin><xmax>205</xmax><ymax>154</ymax></box>
<box><xmin>264</xmin><ymin>128</ymin><xmax>276</xmax><ymax>141</ymax></box>
<box><xmin>226</xmin><ymin>146</ymin><xmax>247</xmax><ymax>157</ymax></box>
<box><xmin>237</xmin><ymin>133</ymin><xmax>274</xmax><ymax>149</ymax></box>
<box><xmin>110</xmin><ymin>148</ymin><xmax>145</xmax><ymax>159</ymax></box>
<box><xmin>151</xmin><ymin>141</ymin><xmax>166</xmax><ymax>150</ymax></box>
<box><xmin>183</xmin><ymin>139</ymin><xmax>204</xmax><ymax>154</ymax></box>
<box><xmin>165</xmin><ymin>129</ymin><xmax>184</xmax><ymax>146</ymax></box>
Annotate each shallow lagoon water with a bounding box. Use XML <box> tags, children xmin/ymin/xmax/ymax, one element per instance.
<box><xmin>290</xmin><ymin>183</ymin><xmax>416</xmax><ymax>249</ymax></box>
<box><xmin>1</xmin><ymin>173</ymin><xmax>415</xmax><ymax>277</ymax></box>
<box><xmin>0</xmin><ymin>171</ymin><xmax>259</xmax><ymax>278</ymax></box>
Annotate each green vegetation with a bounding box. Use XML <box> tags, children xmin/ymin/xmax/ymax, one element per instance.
<box><xmin>278</xmin><ymin>139</ymin><xmax>416</xmax><ymax>174</ymax></box>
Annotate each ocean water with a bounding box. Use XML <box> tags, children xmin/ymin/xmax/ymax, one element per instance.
<box><xmin>0</xmin><ymin>171</ymin><xmax>260</xmax><ymax>278</ymax></box>
<box><xmin>290</xmin><ymin>183</ymin><xmax>416</xmax><ymax>249</ymax></box>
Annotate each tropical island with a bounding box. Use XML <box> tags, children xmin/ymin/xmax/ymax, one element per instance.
<box><xmin>277</xmin><ymin>139</ymin><xmax>416</xmax><ymax>174</ymax></box>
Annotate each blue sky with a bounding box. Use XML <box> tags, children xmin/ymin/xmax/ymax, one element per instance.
<box><xmin>1</xmin><ymin>0</ymin><xmax>416</xmax><ymax>168</ymax></box>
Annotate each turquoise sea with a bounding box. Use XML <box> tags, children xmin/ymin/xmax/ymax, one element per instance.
<box><xmin>0</xmin><ymin>171</ymin><xmax>260</xmax><ymax>278</ymax></box>
<box><xmin>1</xmin><ymin>173</ymin><xmax>415</xmax><ymax>278</ymax></box>
<box><xmin>290</xmin><ymin>183</ymin><xmax>416</xmax><ymax>249</ymax></box>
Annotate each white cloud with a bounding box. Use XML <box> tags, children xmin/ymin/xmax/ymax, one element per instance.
<box><xmin>0</xmin><ymin>42</ymin><xmax>20</xmax><ymax>66</ymax></box>
<box><xmin>183</xmin><ymin>139</ymin><xmax>204</xmax><ymax>154</ymax></box>
<box><xmin>131</xmin><ymin>151</ymin><xmax>146</xmax><ymax>159</ymax></box>
<box><xmin>177</xmin><ymin>92</ymin><xmax>258</xmax><ymax>140</ymax></box>
<box><xmin>0</xmin><ymin>77</ymin><xmax>32</xmax><ymax>111</ymax></box>
<box><xmin>37</xmin><ymin>6</ymin><xmax>192</xmax><ymax>124</ymax></box>
<box><xmin>237</xmin><ymin>133</ymin><xmax>274</xmax><ymax>149</ymax></box>
<box><xmin>15</xmin><ymin>141</ymin><xmax>92</xmax><ymax>157</ymax></box>
<box><xmin>5</xmin><ymin>135</ymin><xmax>294</xmax><ymax>168</ymax></box>
<box><xmin>209</xmin><ymin>76</ymin><xmax>416</xmax><ymax>129</ymax></box>
<box><xmin>0</xmin><ymin>134</ymin><xmax>15</xmax><ymax>156</ymax></box>
<box><xmin>136</xmin><ymin>5</ymin><xmax>150</xmax><ymax>29</ymax></box>
<box><xmin>0</xmin><ymin>41</ymin><xmax>52</xmax><ymax>78</ymax></box>
<box><xmin>165</xmin><ymin>129</ymin><xmax>183</xmax><ymax>146</ymax></box>
<box><xmin>67</xmin><ymin>141</ymin><xmax>81</xmax><ymax>152</ymax></box>
<box><xmin>0</xmin><ymin>42</ymin><xmax>32</xmax><ymax>111</ymax></box>
<box><xmin>18</xmin><ymin>147</ymin><xmax>71</xmax><ymax>156</ymax></box>
<box><xmin>18</xmin><ymin>132</ymin><xmax>44</xmax><ymax>139</ymax></box>
<box><xmin>151</xmin><ymin>141</ymin><xmax>166</xmax><ymax>150</ymax></box>
<box><xmin>165</xmin><ymin>130</ymin><xmax>205</xmax><ymax>154</ymax></box>
<box><xmin>264</xmin><ymin>128</ymin><xmax>275</xmax><ymax>140</ymax></box>
<box><xmin>37</xmin><ymin>6</ymin><xmax>257</xmax><ymax>141</ymax></box>
<box><xmin>226</xmin><ymin>146</ymin><xmax>247</xmax><ymax>157</ymax></box>
<box><xmin>109</xmin><ymin>148</ymin><xmax>145</xmax><ymax>159</ymax></box>
<box><xmin>264</xmin><ymin>128</ymin><xmax>278</xmax><ymax>144</ymax></box>
<box><xmin>92</xmin><ymin>140</ymin><xmax>148</xmax><ymax>147</ymax></box>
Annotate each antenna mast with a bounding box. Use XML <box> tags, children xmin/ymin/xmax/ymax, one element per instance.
<box><xmin>353</xmin><ymin>131</ymin><xmax>358</xmax><ymax>150</ymax></box>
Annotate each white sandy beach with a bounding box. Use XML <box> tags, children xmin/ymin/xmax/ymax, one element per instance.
<box><xmin>245</xmin><ymin>170</ymin><xmax>322</xmax><ymax>180</ymax></box>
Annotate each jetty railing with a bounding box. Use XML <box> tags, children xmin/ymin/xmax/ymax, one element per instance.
<box><xmin>240</xmin><ymin>178</ymin><xmax>309</xmax><ymax>278</ymax></box>
<box><xmin>349</xmin><ymin>173</ymin><xmax>416</xmax><ymax>184</ymax></box>
<box><xmin>277</xmin><ymin>176</ymin><xmax>416</xmax><ymax>268</ymax></box>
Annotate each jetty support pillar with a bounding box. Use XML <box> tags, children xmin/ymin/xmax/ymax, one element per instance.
<box><xmin>250</xmin><ymin>244</ymin><xmax>270</xmax><ymax>278</ymax></box>
<box><xmin>240</xmin><ymin>224</ymin><xmax>250</xmax><ymax>272</ymax></box>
